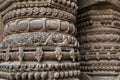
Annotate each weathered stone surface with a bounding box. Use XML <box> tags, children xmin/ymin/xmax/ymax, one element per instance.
<box><xmin>0</xmin><ymin>0</ymin><xmax>80</xmax><ymax>80</ymax></box>
<box><xmin>78</xmin><ymin>0</ymin><xmax>120</xmax><ymax>80</ymax></box>
<box><xmin>2</xmin><ymin>0</ymin><xmax>120</xmax><ymax>80</ymax></box>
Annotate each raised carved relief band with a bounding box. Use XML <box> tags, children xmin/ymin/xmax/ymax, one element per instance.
<box><xmin>4</xmin><ymin>18</ymin><xmax>76</xmax><ymax>36</ymax></box>
<box><xmin>3</xmin><ymin>7</ymin><xmax>76</xmax><ymax>24</ymax></box>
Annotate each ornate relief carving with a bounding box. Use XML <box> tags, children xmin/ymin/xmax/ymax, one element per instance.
<box><xmin>3</xmin><ymin>32</ymin><xmax>79</xmax><ymax>48</ymax></box>
<box><xmin>78</xmin><ymin>0</ymin><xmax>120</xmax><ymax>80</ymax></box>
<box><xmin>3</xmin><ymin>7</ymin><xmax>76</xmax><ymax>24</ymax></box>
<box><xmin>4</xmin><ymin>18</ymin><xmax>76</xmax><ymax>36</ymax></box>
<box><xmin>0</xmin><ymin>0</ymin><xmax>80</xmax><ymax>80</ymax></box>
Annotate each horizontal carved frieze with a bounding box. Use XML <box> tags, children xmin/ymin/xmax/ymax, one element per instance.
<box><xmin>78</xmin><ymin>27</ymin><xmax>120</xmax><ymax>36</ymax></box>
<box><xmin>81</xmin><ymin>61</ymin><xmax>120</xmax><ymax>72</ymax></box>
<box><xmin>4</xmin><ymin>18</ymin><xmax>76</xmax><ymax>36</ymax></box>
<box><xmin>0</xmin><ymin>63</ymin><xmax>80</xmax><ymax>72</ymax></box>
<box><xmin>0</xmin><ymin>46</ymin><xmax>80</xmax><ymax>62</ymax></box>
<box><xmin>81</xmin><ymin>51</ymin><xmax>120</xmax><ymax>61</ymax></box>
<box><xmin>80</xmin><ymin>42</ymin><xmax>120</xmax><ymax>50</ymax></box>
<box><xmin>0</xmin><ymin>70</ymin><xmax>80</xmax><ymax>80</ymax></box>
<box><xmin>0</xmin><ymin>0</ymin><xmax>77</xmax><ymax>15</ymax></box>
<box><xmin>79</xmin><ymin>34</ymin><xmax>120</xmax><ymax>43</ymax></box>
<box><xmin>3</xmin><ymin>32</ymin><xmax>79</xmax><ymax>48</ymax></box>
<box><xmin>3</xmin><ymin>7</ymin><xmax>76</xmax><ymax>24</ymax></box>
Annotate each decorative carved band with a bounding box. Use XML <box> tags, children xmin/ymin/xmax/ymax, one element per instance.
<box><xmin>3</xmin><ymin>32</ymin><xmax>79</xmax><ymax>48</ymax></box>
<box><xmin>0</xmin><ymin>46</ymin><xmax>80</xmax><ymax>62</ymax></box>
<box><xmin>0</xmin><ymin>70</ymin><xmax>80</xmax><ymax>80</ymax></box>
<box><xmin>81</xmin><ymin>51</ymin><xmax>120</xmax><ymax>61</ymax></box>
<box><xmin>4</xmin><ymin>18</ymin><xmax>76</xmax><ymax>36</ymax></box>
<box><xmin>0</xmin><ymin>63</ymin><xmax>80</xmax><ymax>72</ymax></box>
<box><xmin>81</xmin><ymin>61</ymin><xmax>120</xmax><ymax>72</ymax></box>
<box><xmin>79</xmin><ymin>34</ymin><xmax>120</xmax><ymax>43</ymax></box>
<box><xmin>80</xmin><ymin>42</ymin><xmax>120</xmax><ymax>50</ymax></box>
<box><xmin>3</xmin><ymin>7</ymin><xmax>76</xmax><ymax>24</ymax></box>
<box><xmin>0</xmin><ymin>0</ymin><xmax>77</xmax><ymax>14</ymax></box>
<box><xmin>78</xmin><ymin>28</ymin><xmax>120</xmax><ymax>36</ymax></box>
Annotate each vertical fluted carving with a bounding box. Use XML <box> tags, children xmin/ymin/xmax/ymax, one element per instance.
<box><xmin>0</xmin><ymin>0</ymin><xmax>80</xmax><ymax>80</ymax></box>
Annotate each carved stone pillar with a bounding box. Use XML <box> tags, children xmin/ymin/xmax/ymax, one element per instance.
<box><xmin>0</xmin><ymin>0</ymin><xmax>80</xmax><ymax>80</ymax></box>
<box><xmin>78</xmin><ymin>0</ymin><xmax>120</xmax><ymax>80</ymax></box>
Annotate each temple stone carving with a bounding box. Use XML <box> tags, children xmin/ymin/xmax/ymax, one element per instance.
<box><xmin>78</xmin><ymin>0</ymin><xmax>120</xmax><ymax>80</ymax></box>
<box><xmin>0</xmin><ymin>0</ymin><xmax>80</xmax><ymax>80</ymax></box>
<box><xmin>1</xmin><ymin>0</ymin><xmax>120</xmax><ymax>80</ymax></box>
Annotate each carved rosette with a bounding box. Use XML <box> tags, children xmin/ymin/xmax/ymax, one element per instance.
<box><xmin>78</xmin><ymin>0</ymin><xmax>120</xmax><ymax>80</ymax></box>
<box><xmin>0</xmin><ymin>0</ymin><xmax>80</xmax><ymax>80</ymax></box>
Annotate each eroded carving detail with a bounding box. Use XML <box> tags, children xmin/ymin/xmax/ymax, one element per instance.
<box><xmin>78</xmin><ymin>0</ymin><xmax>120</xmax><ymax>80</ymax></box>
<box><xmin>0</xmin><ymin>0</ymin><xmax>80</xmax><ymax>80</ymax></box>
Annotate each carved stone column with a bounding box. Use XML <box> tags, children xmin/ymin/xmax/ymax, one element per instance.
<box><xmin>78</xmin><ymin>0</ymin><xmax>120</xmax><ymax>80</ymax></box>
<box><xmin>0</xmin><ymin>0</ymin><xmax>80</xmax><ymax>80</ymax></box>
